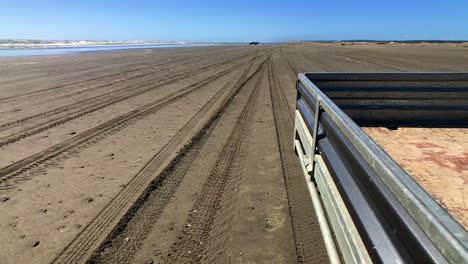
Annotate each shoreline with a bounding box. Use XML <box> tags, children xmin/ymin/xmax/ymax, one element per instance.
<box><xmin>0</xmin><ymin>42</ymin><xmax>241</xmax><ymax>57</ymax></box>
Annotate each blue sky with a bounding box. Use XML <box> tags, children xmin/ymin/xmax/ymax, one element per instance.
<box><xmin>1</xmin><ymin>0</ymin><xmax>467</xmax><ymax>41</ymax></box>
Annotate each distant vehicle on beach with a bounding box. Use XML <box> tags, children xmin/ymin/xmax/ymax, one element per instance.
<box><xmin>249</xmin><ymin>41</ymin><xmax>259</xmax><ymax>45</ymax></box>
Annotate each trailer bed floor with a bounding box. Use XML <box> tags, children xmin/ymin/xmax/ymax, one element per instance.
<box><xmin>363</xmin><ymin>127</ymin><xmax>468</xmax><ymax>228</ymax></box>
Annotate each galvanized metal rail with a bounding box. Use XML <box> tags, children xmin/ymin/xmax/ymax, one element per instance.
<box><xmin>293</xmin><ymin>73</ymin><xmax>468</xmax><ymax>263</ymax></box>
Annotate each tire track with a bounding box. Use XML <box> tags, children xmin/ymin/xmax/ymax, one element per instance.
<box><xmin>327</xmin><ymin>52</ymin><xmax>406</xmax><ymax>71</ymax></box>
<box><xmin>0</xmin><ymin>51</ymin><xmax>259</xmax><ymax>147</ymax></box>
<box><xmin>270</xmin><ymin>54</ymin><xmax>294</xmax><ymax>121</ymax></box>
<box><xmin>0</xmin><ymin>49</ymin><xmax>243</xmax><ymax>132</ymax></box>
<box><xmin>268</xmin><ymin>57</ymin><xmax>329</xmax><ymax>263</ymax></box>
<box><xmin>0</xmin><ymin>48</ymin><xmax>251</xmax><ymax>128</ymax></box>
<box><xmin>202</xmin><ymin>67</ymin><xmax>268</xmax><ymax>264</ymax></box>
<box><xmin>297</xmin><ymin>50</ymin><xmax>338</xmax><ymax>72</ymax></box>
<box><xmin>278</xmin><ymin>46</ymin><xmax>301</xmax><ymax>85</ymax></box>
<box><xmin>33</xmin><ymin>46</ymin><xmax>247</xmax><ymax>104</ymax></box>
<box><xmin>0</xmin><ymin>55</ymin><xmax>264</xmax><ymax>190</ymax></box>
<box><xmin>87</xmin><ymin>58</ymin><xmax>265</xmax><ymax>264</ymax></box>
<box><xmin>88</xmin><ymin>100</ymin><xmax>220</xmax><ymax>264</ymax></box>
<box><xmin>0</xmin><ymin>53</ymin><xmax>181</xmax><ymax>101</ymax></box>
<box><xmin>0</xmin><ymin>49</ymin><xmax>173</xmax><ymax>86</ymax></box>
<box><xmin>162</xmin><ymin>61</ymin><xmax>265</xmax><ymax>264</ymax></box>
<box><xmin>0</xmin><ymin>57</ymin><xmax>150</xmax><ymax>88</ymax></box>
<box><xmin>333</xmin><ymin>51</ymin><xmax>455</xmax><ymax>71</ymax></box>
<box><xmin>0</xmin><ymin>46</ymin><xmax>246</xmax><ymax>102</ymax></box>
<box><xmin>354</xmin><ymin>52</ymin><xmax>457</xmax><ymax>71</ymax></box>
<box><xmin>52</xmin><ymin>55</ymin><xmax>267</xmax><ymax>264</ymax></box>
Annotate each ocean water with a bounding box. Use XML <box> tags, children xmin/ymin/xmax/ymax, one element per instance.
<box><xmin>0</xmin><ymin>43</ymin><xmax>223</xmax><ymax>57</ymax></box>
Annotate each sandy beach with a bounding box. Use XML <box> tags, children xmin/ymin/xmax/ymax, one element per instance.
<box><xmin>0</xmin><ymin>43</ymin><xmax>467</xmax><ymax>264</ymax></box>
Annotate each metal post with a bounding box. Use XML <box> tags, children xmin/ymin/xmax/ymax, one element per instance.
<box><xmin>310</xmin><ymin>100</ymin><xmax>322</xmax><ymax>181</ymax></box>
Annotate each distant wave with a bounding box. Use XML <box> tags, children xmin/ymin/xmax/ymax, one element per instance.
<box><xmin>0</xmin><ymin>42</ymin><xmax>244</xmax><ymax>57</ymax></box>
<box><xmin>0</xmin><ymin>40</ymin><xmax>193</xmax><ymax>49</ymax></box>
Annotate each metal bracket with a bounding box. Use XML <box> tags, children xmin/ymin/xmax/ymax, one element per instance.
<box><xmin>309</xmin><ymin>100</ymin><xmax>323</xmax><ymax>181</ymax></box>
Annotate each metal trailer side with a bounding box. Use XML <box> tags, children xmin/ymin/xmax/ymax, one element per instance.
<box><xmin>293</xmin><ymin>73</ymin><xmax>468</xmax><ymax>263</ymax></box>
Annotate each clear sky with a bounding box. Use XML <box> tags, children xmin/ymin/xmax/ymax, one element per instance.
<box><xmin>1</xmin><ymin>0</ymin><xmax>467</xmax><ymax>42</ymax></box>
